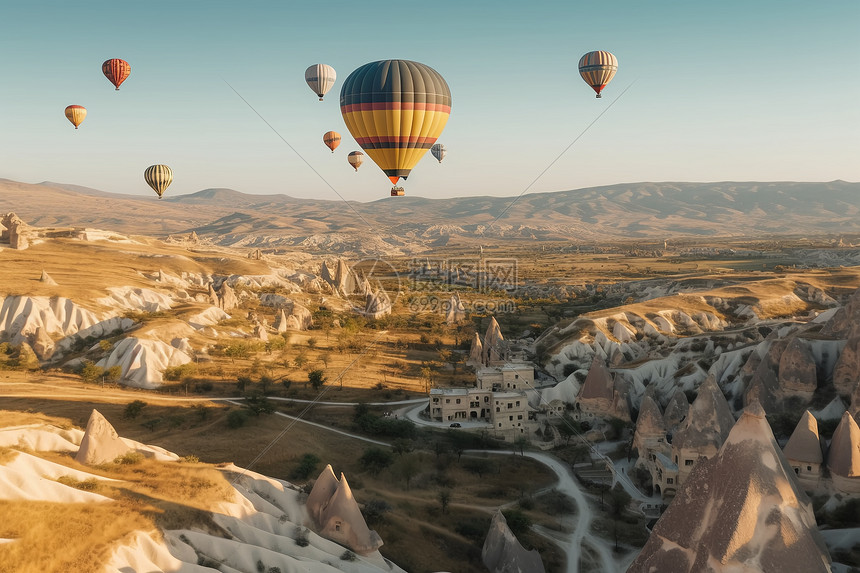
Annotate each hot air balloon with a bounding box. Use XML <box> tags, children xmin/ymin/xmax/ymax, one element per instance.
<box><xmin>431</xmin><ymin>143</ymin><xmax>446</xmax><ymax>163</ymax></box>
<box><xmin>347</xmin><ymin>151</ymin><xmax>364</xmax><ymax>172</ymax></box>
<box><xmin>305</xmin><ymin>64</ymin><xmax>336</xmax><ymax>101</ymax></box>
<box><xmin>323</xmin><ymin>131</ymin><xmax>341</xmax><ymax>153</ymax></box>
<box><xmin>578</xmin><ymin>51</ymin><xmax>617</xmax><ymax>98</ymax></box>
<box><xmin>340</xmin><ymin>60</ymin><xmax>451</xmax><ymax>196</ymax></box>
<box><xmin>144</xmin><ymin>164</ymin><xmax>173</xmax><ymax>199</ymax></box>
<box><xmin>102</xmin><ymin>59</ymin><xmax>131</xmax><ymax>90</ymax></box>
<box><xmin>64</xmin><ymin>105</ymin><xmax>87</xmax><ymax>129</ymax></box>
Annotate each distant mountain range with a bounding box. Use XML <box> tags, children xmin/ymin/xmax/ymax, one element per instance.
<box><xmin>1</xmin><ymin>179</ymin><xmax>858</xmax><ymax>254</ymax></box>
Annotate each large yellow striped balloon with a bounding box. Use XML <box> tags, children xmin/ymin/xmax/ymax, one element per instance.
<box><xmin>578</xmin><ymin>51</ymin><xmax>618</xmax><ymax>98</ymax></box>
<box><xmin>340</xmin><ymin>60</ymin><xmax>451</xmax><ymax>187</ymax></box>
<box><xmin>144</xmin><ymin>164</ymin><xmax>173</xmax><ymax>199</ymax></box>
<box><xmin>64</xmin><ymin>105</ymin><xmax>87</xmax><ymax>129</ymax></box>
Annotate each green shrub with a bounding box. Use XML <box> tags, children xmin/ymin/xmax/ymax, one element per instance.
<box><xmin>227</xmin><ymin>409</ymin><xmax>251</xmax><ymax>429</ymax></box>
<box><xmin>123</xmin><ymin>400</ymin><xmax>147</xmax><ymax>420</ymax></box>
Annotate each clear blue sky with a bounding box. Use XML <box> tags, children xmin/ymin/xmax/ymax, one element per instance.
<box><xmin>0</xmin><ymin>0</ymin><xmax>857</xmax><ymax>201</ymax></box>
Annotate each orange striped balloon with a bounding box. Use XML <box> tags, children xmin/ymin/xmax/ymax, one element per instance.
<box><xmin>102</xmin><ymin>58</ymin><xmax>131</xmax><ymax>90</ymax></box>
<box><xmin>323</xmin><ymin>131</ymin><xmax>341</xmax><ymax>153</ymax></box>
<box><xmin>64</xmin><ymin>105</ymin><xmax>87</xmax><ymax>129</ymax></box>
<box><xmin>578</xmin><ymin>51</ymin><xmax>617</xmax><ymax>98</ymax></box>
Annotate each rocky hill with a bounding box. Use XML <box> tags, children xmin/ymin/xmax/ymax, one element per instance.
<box><xmin>3</xmin><ymin>179</ymin><xmax>860</xmax><ymax>255</ymax></box>
<box><xmin>0</xmin><ymin>409</ymin><xmax>411</xmax><ymax>573</ymax></box>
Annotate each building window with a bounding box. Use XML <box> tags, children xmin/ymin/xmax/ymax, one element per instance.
<box><xmin>484</xmin><ymin>396</ymin><xmax>489</xmax><ymax>403</ymax></box>
<box><xmin>807</xmin><ymin>466</ymin><xmax>812</xmax><ymax>471</ymax></box>
<box><xmin>446</xmin><ymin>399</ymin><xmax>450</xmax><ymax>404</ymax></box>
<box><xmin>498</xmin><ymin>423</ymin><xmax>502</xmax><ymax>427</ymax></box>
<box><xmin>674</xmin><ymin>456</ymin><xmax>678</xmax><ymax>464</ymax></box>
<box><xmin>516</xmin><ymin>401</ymin><xmax>520</xmax><ymax>407</ymax></box>
<box><xmin>509</xmin><ymin>416</ymin><xmax>513</xmax><ymax>421</ymax></box>
<box><xmin>667</xmin><ymin>478</ymin><xmax>673</xmax><ymax>484</ymax></box>
<box><xmin>685</xmin><ymin>459</ymin><xmax>694</xmax><ymax>466</ymax></box>
<box><xmin>456</xmin><ymin>398</ymin><xmax>461</xmax><ymax>404</ymax></box>
<box><xmin>335</xmin><ymin>521</ymin><xmax>342</xmax><ymax>532</ymax></box>
<box><xmin>794</xmin><ymin>467</ymin><xmax>799</xmax><ymax>474</ymax></box>
<box><xmin>496</xmin><ymin>407</ymin><xmax>500</xmax><ymax>412</ymax></box>
<box><xmin>507</xmin><ymin>403</ymin><xmax>512</xmax><ymax>409</ymax></box>
<box><xmin>515</xmin><ymin>374</ymin><xmax>519</xmax><ymax>379</ymax></box>
<box><xmin>517</xmin><ymin>415</ymin><xmax>523</xmax><ymax>420</ymax></box>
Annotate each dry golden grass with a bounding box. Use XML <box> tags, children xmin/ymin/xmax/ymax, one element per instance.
<box><xmin>0</xmin><ymin>446</ymin><xmax>234</xmax><ymax>573</ymax></box>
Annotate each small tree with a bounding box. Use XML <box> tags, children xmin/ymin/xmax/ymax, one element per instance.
<box><xmin>438</xmin><ymin>488</ymin><xmax>451</xmax><ymax>515</ymax></box>
<box><xmin>360</xmin><ymin>447</ymin><xmax>394</xmax><ymax>476</ymax></box>
<box><xmin>105</xmin><ymin>365</ymin><xmax>123</xmax><ymax>385</ymax></box>
<box><xmin>291</xmin><ymin>453</ymin><xmax>321</xmax><ymax>480</ymax></box>
<box><xmin>394</xmin><ymin>453</ymin><xmax>420</xmax><ymax>490</ymax></box>
<box><xmin>308</xmin><ymin>369</ymin><xmax>327</xmax><ymax>390</ymax></box>
<box><xmin>123</xmin><ymin>400</ymin><xmax>147</xmax><ymax>420</ymax></box>
<box><xmin>514</xmin><ymin>434</ymin><xmax>529</xmax><ymax>456</ymax></box>
<box><xmin>79</xmin><ymin>361</ymin><xmax>104</xmax><ymax>384</ymax></box>
<box><xmin>244</xmin><ymin>392</ymin><xmax>275</xmax><ymax>416</ymax></box>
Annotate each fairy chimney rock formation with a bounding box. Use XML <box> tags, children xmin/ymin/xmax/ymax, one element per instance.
<box><xmin>778</xmin><ymin>338</ymin><xmax>817</xmax><ymax>397</ymax></box>
<box><xmin>663</xmin><ymin>388</ymin><xmax>690</xmax><ymax>432</ymax></box>
<box><xmin>218</xmin><ymin>281</ymin><xmax>238</xmax><ymax>311</ymax></box>
<box><xmin>827</xmin><ymin>411</ymin><xmax>860</xmax><ymax>493</ymax></box>
<box><xmin>832</xmin><ymin>336</ymin><xmax>860</xmax><ymax>397</ymax></box>
<box><xmin>75</xmin><ymin>409</ymin><xmax>132</xmax><ymax>465</ymax></box>
<box><xmin>207</xmin><ymin>283</ymin><xmax>220</xmax><ymax>307</ymax></box>
<box><xmin>274</xmin><ymin>309</ymin><xmax>288</xmax><ymax>333</ymax></box>
<box><xmin>445</xmin><ymin>293</ymin><xmax>466</xmax><ymax>324</ymax></box>
<box><xmin>783</xmin><ymin>410</ymin><xmax>824</xmax><ymax>487</ymax></box>
<box><xmin>482</xmin><ymin>510</ymin><xmax>545</xmax><ymax>573</ymax></box>
<box><xmin>628</xmin><ymin>402</ymin><xmax>832</xmax><ymax>573</ymax></box>
<box><xmin>2</xmin><ymin>212</ymin><xmax>30</xmax><ymax>249</ymax></box>
<box><xmin>634</xmin><ymin>395</ymin><xmax>666</xmax><ymax>459</ymax></box>
<box><xmin>29</xmin><ymin>326</ymin><xmax>55</xmax><ymax>361</ymax></box>
<box><xmin>39</xmin><ymin>270</ymin><xmax>58</xmax><ymax>285</ymax></box>
<box><xmin>468</xmin><ymin>332</ymin><xmax>484</xmax><ymax>366</ymax></box>
<box><xmin>483</xmin><ymin>317</ymin><xmax>505</xmax><ymax>365</ymax></box>
<box><xmin>306</xmin><ymin>465</ymin><xmax>383</xmax><ymax>555</ymax></box>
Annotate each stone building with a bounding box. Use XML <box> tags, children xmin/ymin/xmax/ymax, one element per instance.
<box><xmin>783</xmin><ymin>410</ymin><xmax>824</xmax><ymax>489</ymax></box>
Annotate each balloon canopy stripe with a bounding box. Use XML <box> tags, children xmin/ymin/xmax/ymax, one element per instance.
<box><xmin>340</xmin><ymin>102</ymin><xmax>451</xmax><ymax>113</ymax></box>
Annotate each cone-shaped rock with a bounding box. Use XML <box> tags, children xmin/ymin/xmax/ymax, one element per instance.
<box><xmin>628</xmin><ymin>402</ymin><xmax>832</xmax><ymax>573</ymax></box>
<box><xmin>39</xmin><ymin>270</ymin><xmax>58</xmax><ymax>285</ymax></box>
<box><xmin>482</xmin><ymin>510</ymin><xmax>546</xmax><ymax>573</ymax></box>
<box><xmin>75</xmin><ymin>409</ymin><xmax>132</xmax><ymax>465</ymax></box>
<box><xmin>827</xmin><ymin>411</ymin><xmax>860</xmax><ymax>493</ymax></box>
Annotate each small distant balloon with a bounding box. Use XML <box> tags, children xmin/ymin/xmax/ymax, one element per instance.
<box><xmin>64</xmin><ymin>105</ymin><xmax>87</xmax><ymax>129</ymax></box>
<box><xmin>431</xmin><ymin>143</ymin><xmax>446</xmax><ymax>163</ymax></box>
<box><xmin>305</xmin><ymin>64</ymin><xmax>336</xmax><ymax>101</ymax></box>
<box><xmin>323</xmin><ymin>131</ymin><xmax>341</xmax><ymax>153</ymax></box>
<box><xmin>347</xmin><ymin>151</ymin><xmax>364</xmax><ymax>171</ymax></box>
<box><xmin>578</xmin><ymin>51</ymin><xmax>617</xmax><ymax>98</ymax></box>
<box><xmin>102</xmin><ymin>58</ymin><xmax>131</xmax><ymax>90</ymax></box>
<box><xmin>144</xmin><ymin>164</ymin><xmax>173</xmax><ymax>199</ymax></box>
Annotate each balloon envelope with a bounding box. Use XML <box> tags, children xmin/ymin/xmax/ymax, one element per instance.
<box><xmin>144</xmin><ymin>164</ymin><xmax>173</xmax><ymax>199</ymax></box>
<box><xmin>340</xmin><ymin>60</ymin><xmax>451</xmax><ymax>186</ymax></box>
<box><xmin>431</xmin><ymin>143</ymin><xmax>446</xmax><ymax>163</ymax></box>
<box><xmin>102</xmin><ymin>59</ymin><xmax>131</xmax><ymax>90</ymax></box>
<box><xmin>347</xmin><ymin>151</ymin><xmax>364</xmax><ymax>171</ymax></box>
<box><xmin>578</xmin><ymin>51</ymin><xmax>617</xmax><ymax>98</ymax></box>
<box><xmin>64</xmin><ymin>105</ymin><xmax>87</xmax><ymax>129</ymax></box>
<box><xmin>305</xmin><ymin>64</ymin><xmax>336</xmax><ymax>101</ymax></box>
<box><xmin>323</xmin><ymin>131</ymin><xmax>341</xmax><ymax>153</ymax></box>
